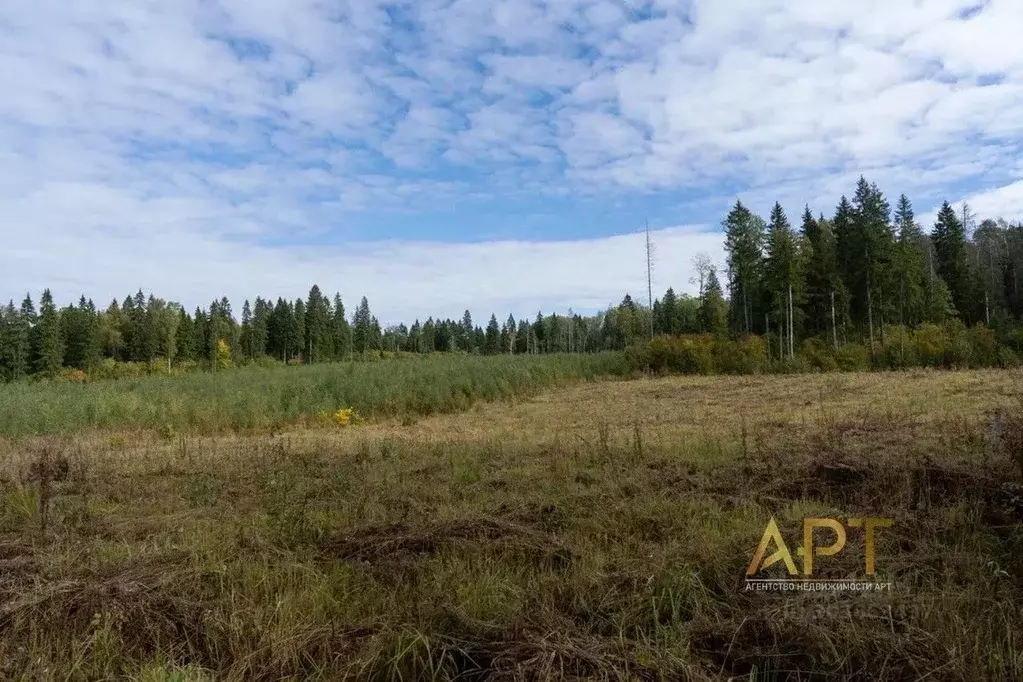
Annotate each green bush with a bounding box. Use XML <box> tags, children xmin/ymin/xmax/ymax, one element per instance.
<box><xmin>999</xmin><ymin>346</ymin><xmax>1021</xmax><ymax>368</ymax></box>
<box><xmin>912</xmin><ymin>324</ymin><xmax>946</xmax><ymax>367</ymax></box>
<box><xmin>879</xmin><ymin>326</ymin><xmax>918</xmax><ymax>370</ymax></box>
<box><xmin>834</xmin><ymin>343</ymin><xmax>871</xmax><ymax>372</ymax></box>
<box><xmin>246</xmin><ymin>356</ymin><xmax>282</xmax><ymax>369</ymax></box>
<box><xmin>944</xmin><ymin>321</ymin><xmax>974</xmax><ymax>368</ymax></box>
<box><xmin>715</xmin><ymin>336</ymin><xmax>767</xmax><ymax>375</ymax></box>
<box><xmin>777</xmin><ymin>355</ymin><xmax>814</xmax><ymax>374</ymax></box>
<box><xmin>968</xmin><ymin>326</ymin><xmax>999</xmax><ymax>367</ymax></box>
<box><xmin>643</xmin><ymin>335</ymin><xmax>715</xmax><ymax>375</ymax></box>
<box><xmin>1004</xmin><ymin>327</ymin><xmax>1023</xmax><ymax>354</ymax></box>
<box><xmin>800</xmin><ymin>337</ymin><xmax>838</xmax><ymax>372</ymax></box>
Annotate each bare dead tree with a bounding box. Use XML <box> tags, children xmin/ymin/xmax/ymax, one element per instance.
<box><xmin>690</xmin><ymin>252</ymin><xmax>714</xmax><ymax>300</ymax></box>
<box><xmin>645</xmin><ymin>220</ymin><xmax>655</xmax><ymax>340</ymax></box>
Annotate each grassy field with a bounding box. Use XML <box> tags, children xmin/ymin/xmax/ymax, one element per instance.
<box><xmin>0</xmin><ymin>367</ymin><xmax>1021</xmax><ymax>680</ymax></box>
<box><xmin>0</xmin><ymin>353</ymin><xmax>629</xmax><ymax>437</ymax></box>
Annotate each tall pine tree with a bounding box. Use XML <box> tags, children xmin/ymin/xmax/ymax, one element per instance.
<box><xmin>932</xmin><ymin>201</ymin><xmax>972</xmax><ymax>321</ymax></box>
<box><xmin>893</xmin><ymin>194</ymin><xmax>928</xmax><ymax>327</ymax></box>
<box><xmin>32</xmin><ymin>289</ymin><xmax>64</xmax><ymax>376</ymax></box>
<box><xmin>723</xmin><ymin>200</ymin><xmax>766</xmax><ymax>336</ymax></box>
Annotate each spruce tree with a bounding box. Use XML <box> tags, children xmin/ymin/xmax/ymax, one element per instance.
<box><xmin>661</xmin><ymin>288</ymin><xmax>679</xmax><ymax>335</ymax></box>
<box><xmin>0</xmin><ymin>301</ymin><xmax>29</xmax><ymax>381</ymax></box>
<box><xmin>331</xmin><ymin>294</ymin><xmax>350</xmax><ymax>360</ymax></box>
<box><xmin>893</xmin><ymin>194</ymin><xmax>928</xmax><ymax>327</ymax></box>
<box><xmin>460</xmin><ymin>310</ymin><xmax>473</xmax><ymax>352</ymax></box>
<box><xmin>191</xmin><ymin>307</ymin><xmax>209</xmax><ymax>366</ymax></box>
<box><xmin>352</xmin><ymin>297</ymin><xmax>372</xmax><ymax>354</ymax></box>
<box><xmin>802</xmin><ymin>207</ymin><xmax>845</xmax><ymax>342</ymax></box>
<box><xmin>100</xmin><ymin>299</ymin><xmax>125</xmax><ymax>361</ymax></box>
<box><xmin>932</xmin><ymin>201</ymin><xmax>971</xmax><ymax>321</ymax></box>
<box><xmin>304</xmin><ymin>285</ymin><xmax>331</xmax><ymax>363</ymax></box>
<box><xmin>723</xmin><ymin>200</ymin><xmax>766</xmax><ymax>336</ymax></box>
<box><xmin>33</xmin><ymin>289</ymin><xmax>64</xmax><ymax>376</ymax></box>
<box><xmin>175</xmin><ymin>307</ymin><xmax>194</xmax><ymax>361</ymax></box>
<box><xmin>422</xmin><ymin>318</ymin><xmax>437</xmax><ymax>352</ymax></box>
<box><xmin>291</xmin><ymin>299</ymin><xmax>306</xmax><ymax>362</ymax></box>
<box><xmin>764</xmin><ymin>202</ymin><xmax>803</xmax><ymax>356</ymax></box>
<box><xmin>370</xmin><ymin>316</ymin><xmax>383</xmax><ymax>351</ymax></box>
<box><xmin>250</xmin><ymin>298</ymin><xmax>270</xmax><ymax>359</ymax></box>
<box><xmin>701</xmin><ymin>268</ymin><xmax>729</xmax><ymax>337</ymax></box>
<box><xmin>848</xmin><ymin>178</ymin><xmax>896</xmax><ymax>342</ymax></box>
<box><xmin>485</xmin><ymin>314</ymin><xmax>501</xmax><ymax>354</ymax></box>
<box><xmin>268</xmin><ymin>299</ymin><xmax>291</xmax><ymax>361</ymax></box>
<box><xmin>61</xmin><ymin>296</ymin><xmax>101</xmax><ymax>370</ymax></box>
<box><xmin>504</xmin><ymin>314</ymin><xmax>517</xmax><ymax>354</ymax></box>
<box><xmin>240</xmin><ymin>300</ymin><xmax>253</xmax><ymax>359</ymax></box>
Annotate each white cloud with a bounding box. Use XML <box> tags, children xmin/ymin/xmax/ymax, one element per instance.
<box><xmin>3</xmin><ymin>0</ymin><xmax>1023</xmax><ymax>321</ymax></box>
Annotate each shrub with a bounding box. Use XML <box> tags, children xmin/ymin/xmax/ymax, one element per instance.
<box><xmin>999</xmin><ymin>346</ymin><xmax>1021</xmax><ymax>368</ymax></box>
<box><xmin>834</xmin><ymin>343</ymin><xmax>870</xmax><ymax>372</ymax></box>
<box><xmin>644</xmin><ymin>335</ymin><xmax>715</xmax><ymax>375</ymax></box>
<box><xmin>880</xmin><ymin>325</ymin><xmax>918</xmax><ymax>370</ymax></box>
<box><xmin>801</xmin><ymin>337</ymin><xmax>838</xmax><ymax>372</ymax></box>
<box><xmin>714</xmin><ymin>336</ymin><xmax>767</xmax><ymax>375</ymax></box>
<box><xmin>247</xmin><ymin>356</ymin><xmax>282</xmax><ymax>369</ymax></box>
<box><xmin>912</xmin><ymin>324</ymin><xmax>946</xmax><ymax>367</ymax></box>
<box><xmin>944</xmin><ymin>321</ymin><xmax>974</xmax><ymax>368</ymax></box>
<box><xmin>777</xmin><ymin>355</ymin><xmax>813</xmax><ymax>374</ymax></box>
<box><xmin>1004</xmin><ymin>327</ymin><xmax>1023</xmax><ymax>354</ymax></box>
<box><xmin>216</xmin><ymin>339</ymin><xmax>234</xmax><ymax>371</ymax></box>
<box><xmin>968</xmin><ymin>325</ymin><xmax>999</xmax><ymax>367</ymax></box>
<box><xmin>57</xmin><ymin>368</ymin><xmax>88</xmax><ymax>383</ymax></box>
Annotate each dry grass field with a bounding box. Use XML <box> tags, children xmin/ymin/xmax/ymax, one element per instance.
<box><xmin>0</xmin><ymin>368</ymin><xmax>1021</xmax><ymax>680</ymax></box>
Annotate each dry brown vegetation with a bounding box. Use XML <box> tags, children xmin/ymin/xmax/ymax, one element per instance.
<box><xmin>0</xmin><ymin>368</ymin><xmax>1021</xmax><ymax>680</ymax></box>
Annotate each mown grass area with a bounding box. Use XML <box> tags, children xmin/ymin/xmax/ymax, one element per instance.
<box><xmin>0</xmin><ymin>371</ymin><xmax>1020</xmax><ymax>680</ymax></box>
<box><xmin>0</xmin><ymin>353</ymin><xmax>629</xmax><ymax>437</ymax></box>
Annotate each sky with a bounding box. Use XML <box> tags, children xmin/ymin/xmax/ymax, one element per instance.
<box><xmin>3</xmin><ymin>0</ymin><xmax>1023</xmax><ymax>325</ymax></box>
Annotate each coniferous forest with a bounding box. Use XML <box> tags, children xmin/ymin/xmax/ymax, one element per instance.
<box><xmin>2</xmin><ymin>176</ymin><xmax>1022</xmax><ymax>382</ymax></box>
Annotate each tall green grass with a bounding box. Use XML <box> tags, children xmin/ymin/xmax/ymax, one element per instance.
<box><xmin>0</xmin><ymin>352</ymin><xmax>630</xmax><ymax>437</ymax></box>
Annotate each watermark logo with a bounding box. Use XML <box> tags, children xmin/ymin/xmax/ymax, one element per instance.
<box><xmin>745</xmin><ymin>516</ymin><xmax>894</xmax><ymax>592</ymax></box>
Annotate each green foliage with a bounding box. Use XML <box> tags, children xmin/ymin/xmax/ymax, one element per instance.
<box><xmin>799</xmin><ymin>337</ymin><xmax>839</xmax><ymax>372</ymax></box>
<box><xmin>879</xmin><ymin>325</ymin><xmax>918</xmax><ymax>369</ymax></box>
<box><xmin>632</xmin><ymin>334</ymin><xmax>771</xmax><ymax>375</ymax></box>
<box><xmin>627</xmin><ymin>321</ymin><xmax>1017</xmax><ymax>377</ymax></box>
<box><xmin>32</xmin><ymin>289</ymin><xmax>64</xmax><ymax>377</ymax></box>
<box><xmin>764</xmin><ymin>202</ymin><xmax>804</xmax><ymax>347</ymax></box>
<box><xmin>2</xmin><ymin>175</ymin><xmax>1023</xmax><ymax>385</ymax></box>
<box><xmin>998</xmin><ymin>346</ymin><xmax>1020</xmax><ymax>368</ymax></box>
<box><xmin>894</xmin><ymin>194</ymin><xmax>929</xmax><ymax>327</ymax></box>
<box><xmin>701</xmin><ymin>269</ymin><xmax>729</xmax><ymax>338</ymax></box>
<box><xmin>215</xmin><ymin>339</ymin><xmax>233</xmax><ymax>371</ymax></box>
<box><xmin>0</xmin><ymin>352</ymin><xmax>630</xmax><ymax>437</ymax></box>
<box><xmin>944</xmin><ymin>320</ymin><xmax>975</xmax><ymax>368</ymax></box>
<box><xmin>932</xmin><ymin>202</ymin><xmax>972</xmax><ymax>323</ymax></box>
<box><xmin>969</xmin><ymin>325</ymin><xmax>999</xmax><ymax>366</ymax></box>
<box><xmin>723</xmin><ymin>200</ymin><xmax>767</xmax><ymax>335</ymax></box>
<box><xmin>912</xmin><ymin>324</ymin><xmax>944</xmax><ymax>367</ymax></box>
<box><xmin>639</xmin><ymin>335</ymin><xmax>715</xmax><ymax>375</ymax></box>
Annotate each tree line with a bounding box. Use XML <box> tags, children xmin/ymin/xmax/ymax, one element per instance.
<box><xmin>0</xmin><ymin>284</ymin><xmax>641</xmax><ymax>381</ymax></box>
<box><xmin>0</xmin><ymin>175</ymin><xmax>1020</xmax><ymax>381</ymax></box>
<box><xmin>718</xmin><ymin>176</ymin><xmax>1013</xmax><ymax>358</ymax></box>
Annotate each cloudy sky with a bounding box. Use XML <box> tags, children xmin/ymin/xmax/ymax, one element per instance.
<box><xmin>3</xmin><ymin>0</ymin><xmax>1023</xmax><ymax>324</ymax></box>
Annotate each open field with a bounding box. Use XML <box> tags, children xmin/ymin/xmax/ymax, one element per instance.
<box><xmin>1</xmin><ymin>368</ymin><xmax>1021</xmax><ymax>680</ymax></box>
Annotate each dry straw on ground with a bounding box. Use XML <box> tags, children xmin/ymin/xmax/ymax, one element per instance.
<box><xmin>0</xmin><ymin>369</ymin><xmax>1020</xmax><ymax>680</ymax></box>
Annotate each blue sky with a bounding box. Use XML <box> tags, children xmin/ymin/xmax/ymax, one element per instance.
<box><xmin>4</xmin><ymin>0</ymin><xmax>1023</xmax><ymax>324</ymax></box>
